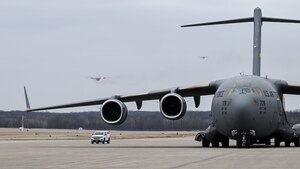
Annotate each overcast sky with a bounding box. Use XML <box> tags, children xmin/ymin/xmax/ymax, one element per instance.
<box><xmin>1</xmin><ymin>0</ymin><xmax>300</xmax><ymax>112</ymax></box>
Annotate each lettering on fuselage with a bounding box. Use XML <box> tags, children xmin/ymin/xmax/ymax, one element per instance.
<box><xmin>259</xmin><ymin>100</ymin><xmax>266</xmax><ymax>114</ymax></box>
<box><xmin>263</xmin><ymin>90</ymin><xmax>279</xmax><ymax>98</ymax></box>
<box><xmin>221</xmin><ymin>99</ymin><xmax>231</xmax><ymax>115</ymax></box>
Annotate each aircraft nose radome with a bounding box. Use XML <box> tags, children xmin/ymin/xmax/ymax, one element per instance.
<box><xmin>232</xmin><ymin>96</ymin><xmax>255</xmax><ymax>130</ymax></box>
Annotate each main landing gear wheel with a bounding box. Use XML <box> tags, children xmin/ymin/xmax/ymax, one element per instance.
<box><xmin>221</xmin><ymin>138</ymin><xmax>229</xmax><ymax>147</ymax></box>
<box><xmin>202</xmin><ymin>137</ymin><xmax>210</xmax><ymax>147</ymax></box>
<box><xmin>275</xmin><ymin>138</ymin><xmax>280</xmax><ymax>147</ymax></box>
<box><xmin>237</xmin><ymin>136</ymin><xmax>243</xmax><ymax>148</ymax></box>
<box><xmin>212</xmin><ymin>141</ymin><xmax>219</xmax><ymax>147</ymax></box>
<box><xmin>285</xmin><ymin>141</ymin><xmax>290</xmax><ymax>147</ymax></box>
<box><xmin>245</xmin><ymin>135</ymin><xmax>251</xmax><ymax>148</ymax></box>
<box><xmin>294</xmin><ymin>137</ymin><xmax>300</xmax><ymax>147</ymax></box>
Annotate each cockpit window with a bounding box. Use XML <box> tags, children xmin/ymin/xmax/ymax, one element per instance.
<box><xmin>232</xmin><ymin>87</ymin><xmax>253</xmax><ymax>95</ymax></box>
<box><xmin>252</xmin><ymin>87</ymin><xmax>263</xmax><ymax>96</ymax></box>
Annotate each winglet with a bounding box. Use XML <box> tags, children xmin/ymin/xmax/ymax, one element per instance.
<box><xmin>24</xmin><ymin>86</ymin><xmax>31</xmax><ymax>110</ymax></box>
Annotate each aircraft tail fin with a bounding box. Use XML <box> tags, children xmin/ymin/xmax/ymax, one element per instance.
<box><xmin>181</xmin><ymin>7</ymin><xmax>300</xmax><ymax>77</ymax></box>
<box><xmin>24</xmin><ymin>86</ymin><xmax>31</xmax><ymax>110</ymax></box>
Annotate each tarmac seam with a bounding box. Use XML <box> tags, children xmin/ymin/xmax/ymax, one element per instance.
<box><xmin>171</xmin><ymin>150</ymin><xmax>237</xmax><ymax>169</ymax></box>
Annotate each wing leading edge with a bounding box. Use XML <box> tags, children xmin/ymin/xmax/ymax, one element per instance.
<box><xmin>275</xmin><ymin>80</ymin><xmax>300</xmax><ymax>95</ymax></box>
<box><xmin>25</xmin><ymin>83</ymin><xmax>217</xmax><ymax>112</ymax></box>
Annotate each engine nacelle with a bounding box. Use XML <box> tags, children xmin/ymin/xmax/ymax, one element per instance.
<box><xmin>160</xmin><ymin>93</ymin><xmax>187</xmax><ymax>120</ymax></box>
<box><xmin>101</xmin><ymin>99</ymin><xmax>128</xmax><ymax>125</ymax></box>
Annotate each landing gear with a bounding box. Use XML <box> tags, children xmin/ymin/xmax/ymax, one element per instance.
<box><xmin>275</xmin><ymin>137</ymin><xmax>281</xmax><ymax>147</ymax></box>
<box><xmin>233</xmin><ymin>130</ymin><xmax>255</xmax><ymax>148</ymax></box>
<box><xmin>202</xmin><ymin>136</ymin><xmax>229</xmax><ymax>148</ymax></box>
<box><xmin>212</xmin><ymin>141</ymin><xmax>219</xmax><ymax>147</ymax></box>
<box><xmin>236</xmin><ymin>135</ymin><xmax>243</xmax><ymax>148</ymax></box>
<box><xmin>245</xmin><ymin>135</ymin><xmax>251</xmax><ymax>148</ymax></box>
<box><xmin>236</xmin><ymin>134</ymin><xmax>250</xmax><ymax>148</ymax></box>
<box><xmin>202</xmin><ymin>137</ymin><xmax>210</xmax><ymax>147</ymax></box>
<box><xmin>221</xmin><ymin>138</ymin><xmax>229</xmax><ymax>147</ymax></box>
<box><xmin>294</xmin><ymin>137</ymin><xmax>300</xmax><ymax>147</ymax></box>
<box><xmin>274</xmin><ymin>136</ymin><xmax>300</xmax><ymax>147</ymax></box>
<box><xmin>285</xmin><ymin>141</ymin><xmax>290</xmax><ymax>147</ymax></box>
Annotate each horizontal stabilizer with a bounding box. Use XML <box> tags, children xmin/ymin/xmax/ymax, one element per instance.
<box><xmin>181</xmin><ymin>17</ymin><xmax>300</xmax><ymax>28</ymax></box>
<box><xmin>181</xmin><ymin>17</ymin><xmax>253</xmax><ymax>27</ymax></box>
<box><xmin>262</xmin><ymin>17</ymin><xmax>300</xmax><ymax>24</ymax></box>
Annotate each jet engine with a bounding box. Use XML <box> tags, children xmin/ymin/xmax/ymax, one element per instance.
<box><xmin>159</xmin><ymin>93</ymin><xmax>187</xmax><ymax>120</ymax></box>
<box><xmin>101</xmin><ymin>99</ymin><xmax>128</xmax><ymax>125</ymax></box>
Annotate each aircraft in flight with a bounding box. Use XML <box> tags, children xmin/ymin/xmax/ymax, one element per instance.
<box><xmin>198</xmin><ymin>56</ymin><xmax>208</xmax><ymax>59</ymax></box>
<box><xmin>89</xmin><ymin>76</ymin><xmax>108</xmax><ymax>82</ymax></box>
<box><xmin>24</xmin><ymin>8</ymin><xmax>300</xmax><ymax>148</ymax></box>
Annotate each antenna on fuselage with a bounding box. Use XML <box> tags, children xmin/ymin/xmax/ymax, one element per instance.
<box><xmin>181</xmin><ymin>7</ymin><xmax>300</xmax><ymax>77</ymax></box>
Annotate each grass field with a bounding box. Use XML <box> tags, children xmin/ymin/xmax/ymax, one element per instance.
<box><xmin>0</xmin><ymin>128</ymin><xmax>198</xmax><ymax>141</ymax></box>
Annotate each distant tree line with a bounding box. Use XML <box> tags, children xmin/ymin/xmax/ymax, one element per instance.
<box><xmin>0</xmin><ymin>110</ymin><xmax>300</xmax><ymax>131</ymax></box>
<box><xmin>0</xmin><ymin>110</ymin><xmax>211</xmax><ymax>131</ymax></box>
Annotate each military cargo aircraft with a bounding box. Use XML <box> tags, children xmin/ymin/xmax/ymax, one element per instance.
<box><xmin>24</xmin><ymin>8</ymin><xmax>300</xmax><ymax>148</ymax></box>
<box><xmin>198</xmin><ymin>56</ymin><xmax>208</xmax><ymax>59</ymax></box>
<box><xmin>89</xmin><ymin>76</ymin><xmax>108</xmax><ymax>82</ymax></box>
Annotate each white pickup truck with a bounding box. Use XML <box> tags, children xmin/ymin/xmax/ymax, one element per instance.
<box><xmin>91</xmin><ymin>131</ymin><xmax>110</xmax><ymax>144</ymax></box>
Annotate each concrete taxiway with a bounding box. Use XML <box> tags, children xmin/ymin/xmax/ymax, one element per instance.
<box><xmin>0</xmin><ymin>137</ymin><xmax>300</xmax><ymax>169</ymax></box>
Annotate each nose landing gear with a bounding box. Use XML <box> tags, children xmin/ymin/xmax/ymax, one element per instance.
<box><xmin>232</xmin><ymin>130</ymin><xmax>256</xmax><ymax>148</ymax></box>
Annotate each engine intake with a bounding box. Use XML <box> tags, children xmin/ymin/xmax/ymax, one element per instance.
<box><xmin>101</xmin><ymin>99</ymin><xmax>128</xmax><ymax>125</ymax></box>
<box><xmin>160</xmin><ymin>93</ymin><xmax>187</xmax><ymax>120</ymax></box>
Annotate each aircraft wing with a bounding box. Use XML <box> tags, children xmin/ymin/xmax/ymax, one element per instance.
<box><xmin>25</xmin><ymin>83</ymin><xmax>216</xmax><ymax>112</ymax></box>
<box><xmin>281</xmin><ymin>81</ymin><xmax>300</xmax><ymax>95</ymax></box>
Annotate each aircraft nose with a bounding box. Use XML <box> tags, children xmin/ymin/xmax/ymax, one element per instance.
<box><xmin>231</xmin><ymin>96</ymin><xmax>255</xmax><ymax>130</ymax></box>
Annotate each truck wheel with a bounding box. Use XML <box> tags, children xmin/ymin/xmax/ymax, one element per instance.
<box><xmin>91</xmin><ymin>141</ymin><xmax>94</xmax><ymax>144</ymax></box>
<box><xmin>102</xmin><ymin>141</ymin><xmax>105</xmax><ymax>144</ymax></box>
<box><xmin>107</xmin><ymin>139</ymin><xmax>110</xmax><ymax>144</ymax></box>
<box><xmin>96</xmin><ymin>141</ymin><xmax>99</xmax><ymax>144</ymax></box>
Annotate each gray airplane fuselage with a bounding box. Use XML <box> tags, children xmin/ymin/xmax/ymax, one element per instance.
<box><xmin>211</xmin><ymin>75</ymin><xmax>286</xmax><ymax>139</ymax></box>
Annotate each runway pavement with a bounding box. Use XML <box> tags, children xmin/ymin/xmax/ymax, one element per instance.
<box><xmin>0</xmin><ymin>137</ymin><xmax>300</xmax><ymax>169</ymax></box>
